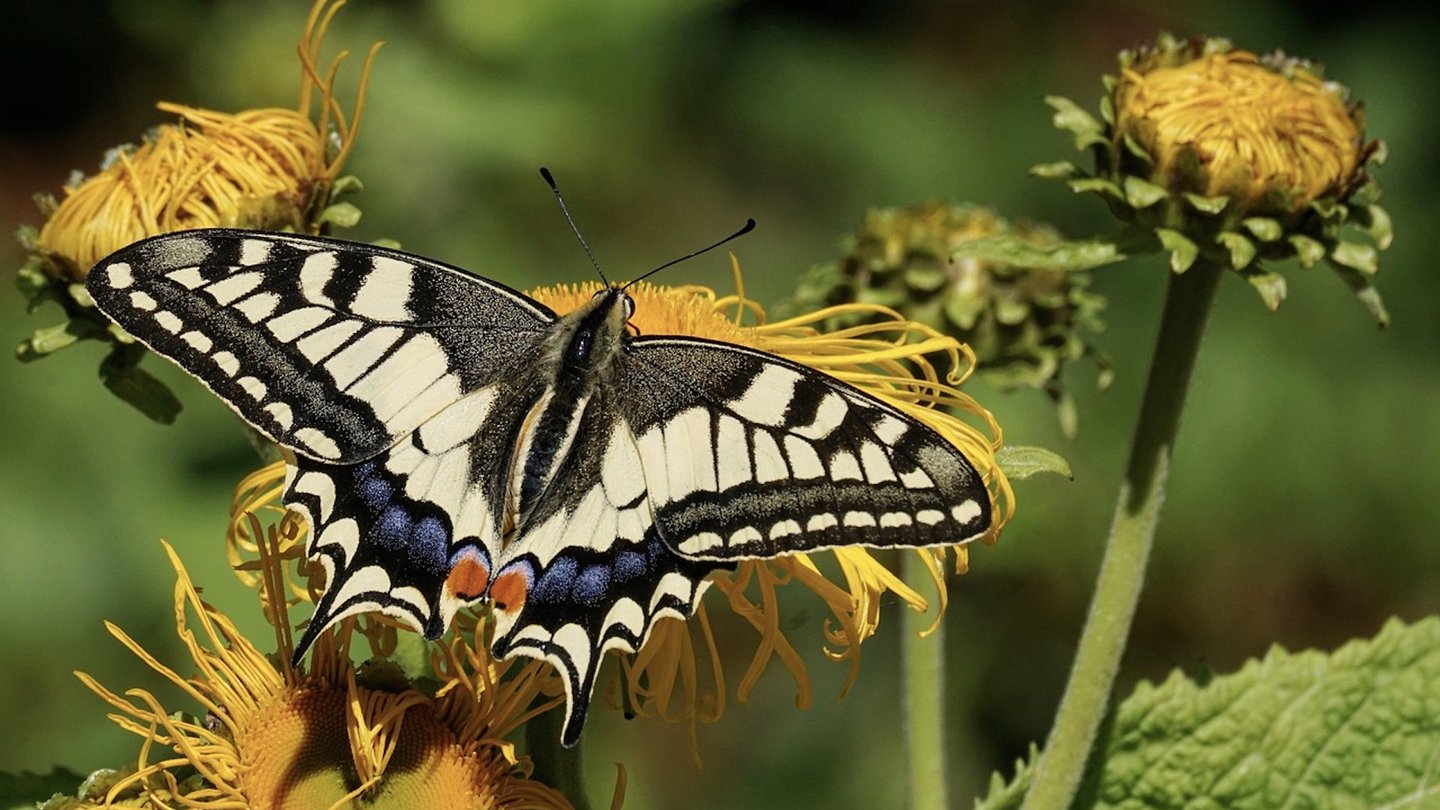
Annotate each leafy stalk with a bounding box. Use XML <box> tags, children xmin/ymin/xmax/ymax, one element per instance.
<box><xmin>527</xmin><ymin>712</ymin><xmax>593</xmax><ymax>810</ymax></box>
<box><xmin>1021</xmin><ymin>259</ymin><xmax>1224</xmax><ymax>809</ymax></box>
<box><xmin>902</xmin><ymin>550</ymin><xmax>949</xmax><ymax>810</ymax></box>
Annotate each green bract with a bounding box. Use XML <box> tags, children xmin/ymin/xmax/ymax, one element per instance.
<box><xmin>792</xmin><ymin>202</ymin><xmax>1117</xmax><ymax>437</ymax></box>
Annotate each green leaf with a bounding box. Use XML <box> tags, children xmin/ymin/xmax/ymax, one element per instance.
<box><xmin>1243</xmin><ymin>269</ymin><xmax>1287</xmax><ymax>311</ymax></box>
<box><xmin>1067</xmin><ymin>177</ymin><xmax>1124</xmax><ymax>201</ymax></box>
<box><xmin>100</xmin><ymin>353</ymin><xmax>183</xmax><ymax>425</ymax></box>
<box><xmin>1358</xmin><ymin>203</ymin><xmax>1394</xmax><ymax>250</ymax></box>
<box><xmin>996</xmin><ymin>445</ymin><xmax>1073</xmax><ymax>480</ymax></box>
<box><xmin>1240</xmin><ymin>217</ymin><xmax>1283</xmax><ymax>242</ymax></box>
<box><xmin>1182</xmin><ymin>193</ymin><xmax>1229</xmax><ymax>215</ymax></box>
<box><xmin>1329</xmin><ymin>262</ymin><xmax>1391</xmax><ymax>328</ymax></box>
<box><xmin>15</xmin><ymin>261</ymin><xmax>57</xmax><ymax>312</ymax></box>
<box><xmin>1121</xmin><ymin>177</ymin><xmax>1168</xmax><ymax>209</ymax></box>
<box><xmin>1045</xmin><ymin>96</ymin><xmax>1106</xmax><ymax>150</ymax></box>
<box><xmin>1154</xmin><ymin>228</ymin><xmax>1198</xmax><ymax>273</ymax></box>
<box><xmin>948</xmin><ymin>236</ymin><xmax>1126</xmax><ymax>272</ymax></box>
<box><xmin>319</xmin><ymin>201</ymin><xmax>363</xmax><ymax>228</ymax></box>
<box><xmin>1331</xmin><ymin>240</ymin><xmax>1379</xmax><ymax>274</ymax></box>
<box><xmin>16</xmin><ymin>319</ymin><xmax>100</xmax><ymax>361</ymax></box>
<box><xmin>976</xmin><ymin>617</ymin><xmax>1440</xmax><ymax>809</ymax></box>
<box><xmin>1287</xmin><ymin>234</ymin><xmax>1326</xmax><ymax>269</ymax></box>
<box><xmin>1216</xmin><ymin>231</ymin><xmax>1256</xmax><ymax>269</ymax></box>
<box><xmin>330</xmin><ymin>174</ymin><xmax>364</xmax><ymax>196</ymax></box>
<box><xmin>0</xmin><ymin>767</ymin><xmax>84</xmax><ymax>808</ymax></box>
<box><xmin>1029</xmin><ymin>161</ymin><xmax>1080</xmax><ymax>180</ymax></box>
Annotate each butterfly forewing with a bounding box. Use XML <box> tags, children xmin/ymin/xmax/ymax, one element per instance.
<box><xmin>87</xmin><ymin>229</ymin><xmax>555</xmax><ymax>462</ymax></box>
<box><xmin>617</xmin><ymin>337</ymin><xmax>991</xmax><ymax>560</ymax></box>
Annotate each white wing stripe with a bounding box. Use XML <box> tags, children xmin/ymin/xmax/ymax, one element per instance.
<box><xmin>330</xmin><ymin>326</ymin><xmax>405</xmax><ymax>390</ymax></box>
<box><xmin>728</xmin><ymin>364</ymin><xmax>801</xmax><ymax>427</ymax></box>
<box><xmin>351</xmin><ymin>256</ymin><xmax>415</xmax><ymax>321</ymax></box>
<box><xmin>300</xmin><ymin>251</ymin><xmax>338</xmax><ymax>307</ymax></box>
<box><xmin>204</xmin><ymin>271</ymin><xmax>263</xmax><ymax>305</ymax></box>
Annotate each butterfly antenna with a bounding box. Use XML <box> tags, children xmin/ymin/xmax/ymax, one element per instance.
<box><xmin>540</xmin><ymin>167</ymin><xmax>609</xmax><ymax>286</ymax></box>
<box><xmin>624</xmin><ymin>217</ymin><xmax>756</xmax><ymax>290</ymax></box>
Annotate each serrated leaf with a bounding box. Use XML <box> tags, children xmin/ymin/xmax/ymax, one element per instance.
<box><xmin>1122</xmin><ymin>177</ymin><xmax>1168</xmax><ymax>209</ymax></box>
<box><xmin>100</xmin><ymin>357</ymin><xmax>182</xmax><ymax>425</ymax></box>
<box><xmin>318</xmin><ymin>201</ymin><xmax>362</xmax><ymax>228</ymax></box>
<box><xmin>948</xmin><ymin>236</ymin><xmax>1126</xmax><ymax>271</ymax></box>
<box><xmin>975</xmin><ymin>745</ymin><xmax>1040</xmax><ymax>810</ymax></box>
<box><xmin>1154</xmin><ymin>229</ymin><xmax>1197</xmax><ymax>273</ymax></box>
<box><xmin>977</xmin><ymin>617</ymin><xmax>1440</xmax><ymax>810</ymax></box>
<box><xmin>996</xmin><ymin>445</ymin><xmax>1073</xmax><ymax>480</ymax></box>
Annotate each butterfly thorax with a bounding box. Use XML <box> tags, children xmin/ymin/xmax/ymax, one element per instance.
<box><xmin>509</xmin><ymin>287</ymin><xmax>634</xmax><ymax>529</ymax></box>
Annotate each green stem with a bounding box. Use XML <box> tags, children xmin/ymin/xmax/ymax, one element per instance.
<box><xmin>902</xmin><ymin>550</ymin><xmax>949</xmax><ymax>810</ymax></box>
<box><xmin>527</xmin><ymin>711</ymin><xmax>592</xmax><ymax>810</ymax></box>
<box><xmin>1022</xmin><ymin>259</ymin><xmax>1223</xmax><ymax>810</ymax></box>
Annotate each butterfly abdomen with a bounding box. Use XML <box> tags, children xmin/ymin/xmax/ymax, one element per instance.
<box><xmin>510</xmin><ymin>287</ymin><xmax>633</xmax><ymax>524</ymax></box>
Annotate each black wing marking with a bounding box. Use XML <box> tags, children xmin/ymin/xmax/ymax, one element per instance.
<box><xmin>489</xmin><ymin>386</ymin><xmax>726</xmax><ymax>746</ymax></box>
<box><xmin>617</xmin><ymin>337</ymin><xmax>991</xmax><ymax>560</ymax></box>
<box><xmin>285</xmin><ymin>371</ymin><xmax>550</xmax><ymax>660</ymax></box>
<box><xmin>87</xmin><ymin>229</ymin><xmax>556</xmax><ymax>462</ymax></box>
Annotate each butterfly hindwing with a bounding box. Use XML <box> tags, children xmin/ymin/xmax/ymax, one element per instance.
<box><xmin>617</xmin><ymin>337</ymin><xmax>991</xmax><ymax>560</ymax></box>
<box><xmin>285</xmin><ymin>373</ymin><xmax>550</xmax><ymax>656</ymax></box>
<box><xmin>488</xmin><ymin>386</ymin><xmax>726</xmax><ymax>746</ymax></box>
<box><xmin>87</xmin><ymin>229</ymin><xmax>556</xmax><ymax>463</ymax></box>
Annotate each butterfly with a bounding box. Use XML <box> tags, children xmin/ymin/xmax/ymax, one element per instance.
<box><xmin>85</xmin><ymin>204</ymin><xmax>991</xmax><ymax>745</ymax></box>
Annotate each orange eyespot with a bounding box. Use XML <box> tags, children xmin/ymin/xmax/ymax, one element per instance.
<box><xmin>445</xmin><ymin>555</ymin><xmax>490</xmax><ymax>601</ymax></box>
<box><xmin>490</xmin><ymin>568</ymin><xmax>530</xmax><ymax>614</ymax></box>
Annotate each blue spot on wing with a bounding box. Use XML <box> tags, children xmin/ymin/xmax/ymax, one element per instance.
<box><xmin>532</xmin><ymin>557</ymin><xmax>578</xmax><ymax>604</ymax></box>
<box><xmin>572</xmin><ymin>565</ymin><xmax>610</xmax><ymax>605</ymax></box>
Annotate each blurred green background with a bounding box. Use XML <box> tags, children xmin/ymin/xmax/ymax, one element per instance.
<box><xmin>3</xmin><ymin>1</ymin><xmax>1437</xmax><ymax>806</ymax></box>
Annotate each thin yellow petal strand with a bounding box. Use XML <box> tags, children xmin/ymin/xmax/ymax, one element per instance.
<box><xmin>1116</xmin><ymin>51</ymin><xmax>1361</xmax><ymax>209</ymax></box>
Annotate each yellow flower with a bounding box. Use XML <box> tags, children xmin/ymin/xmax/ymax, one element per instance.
<box><xmin>75</xmin><ymin>541</ymin><xmax>574</xmax><ymax>809</ymax></box>
<box><xmin>1040</xmin><ymin>33</ymin><xmax>1392</xmax><ymax>322</ymax></box>
<box><xmin>1115</xmin><ymin>50</ymin><xmax>1361</xmax><ymax>214</ymax></box>
<box><xmin>32</xmin><ymin>0</ymin><xmax>378</xmax><ymax>282</ymax></box>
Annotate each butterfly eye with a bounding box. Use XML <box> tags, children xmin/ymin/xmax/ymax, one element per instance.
<box><xmin>590</xmin><ymin>289</ymin><xmax>607</xmax><ymax>301</ymax></box>
<box><xmin>622</xmin><ymin>293</ymin><xmax>635</xmax><ymax>320</ymax></box>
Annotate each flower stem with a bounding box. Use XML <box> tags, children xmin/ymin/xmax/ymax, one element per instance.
<box><xmin>1021</xmin><ymin>259</ymin><xmax>1223</xmax><ymax>809</ymax></box>
<box><xmin>527</xmin><ymin>711</ymin><xmax>593</xmax><ymax>810</ymax></box>
<box><xmin>902</xmin><ymin>550</ymin><xmax>949</xmax><ymax>810</ymax></box>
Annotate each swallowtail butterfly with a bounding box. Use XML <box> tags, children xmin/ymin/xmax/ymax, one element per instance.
<box><xmin>87</xmin><ymin>204</ymin><xmax>991</xmax><ymax>744</ymax></box>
